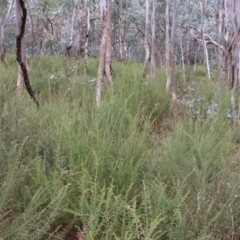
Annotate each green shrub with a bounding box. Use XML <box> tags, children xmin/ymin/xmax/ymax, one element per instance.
<box><xmin>0</xmin><ymin>54</ymin><xmax>239</xmax><ymax>239</ymax></box>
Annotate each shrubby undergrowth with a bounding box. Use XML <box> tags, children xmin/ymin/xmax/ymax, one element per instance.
<box><xmin>0</xmin><ymin>55</ymin><xmax>240</xmax><ymax>239</ymax></box>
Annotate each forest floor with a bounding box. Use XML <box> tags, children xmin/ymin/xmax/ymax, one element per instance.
<box><xmin>0</xmin><ymin>55</ymin><xmax>240</xmax><ymax>239</ymax></box>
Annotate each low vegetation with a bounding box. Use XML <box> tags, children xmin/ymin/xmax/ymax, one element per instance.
<box><xmin>0</xmin><ymin>55</ymin><xmax>240</xmax><ymax>239</ymax></box>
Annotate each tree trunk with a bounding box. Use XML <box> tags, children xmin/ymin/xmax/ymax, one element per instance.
<box><xmin>65</xmin><ymin>0</ymin><xmax>78</xmax><ymax>59</ymax></box>
<box><xmin>215</xmin><ymin>0</ymin><xmax>224</xmax><ymax>103</ymax></box>
<box><xmin>16</xmin><ymin>0</ymin><xmax>39</xmax><ymax>107</ymax></box>
<box><xmin>170</xmin><ymin>0</ymin><xmax>178</xmax><ymax>118</ymax></box>
<box><xmin>84</xmin><ymin>0</ymin><xmax>90</xmax><ymax>76</ymax></box>
<box><xmin>96</xmin><ymin>0</ymin><xmax>113</xmax><ymax>106</ymax></box>
<box><xmin>16</xmin><ymin>0</ymin><xmax>26</xmax><ymax>96</ymax></box>
<box><xmin>76</xmin><ymin>25</ymin><xmax>84</xmax><ymax>59</ymax></box>
<box><xmin>142</xmin><ymin>0</ymin><xmax>150</xmax><ymax>85</ymax></box>
<box><xmin>0</xmin><ymin>0</ymin><xmax>14</xmax><ymax>64</ymax></box>
<box><xmin>179</xmin><ymin>32</ymin><xmax>185</xmax><ymax>83</ymax></box>
<box><xmin>104</xmin><ymin>0</ymin><xmax>113</xmax><ymax>86</ymax></box>
<box><xmin>186</xmin><ymin>0</ymin><xmax>191</xmax><ymax>77</ymax></box>
<box><xmin>165</xmin><ymin>0</ymin><xmax>171</xmax><ymax>90</ymax></box>
<box><xmin>230</xmin><ymin>0</ymin><xmax>240</xmax><ymax>126</ymax></box>
<box><xmin>119</xmin><ymin>0</ymin><xmax>127</xmax><ymax>63</ymax></box>
<box><xmin>105</xmin><ymin>34</ymin><xmax>113</xmax><ymax>86</ymax></box>
<box><xmin>199</xmin><ymin>0</ymin><xmax>211</xmax><ymax>79</ymax></box>
<box><xmin>150</xmin><ymin>0</ymin><xmax>156</xmax><ymax>85</ymax></box>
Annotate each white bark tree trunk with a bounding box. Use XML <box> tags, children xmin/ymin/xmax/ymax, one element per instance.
<box><xmin>170</xmin><ymin>0</ymin><xmax>178</xmax><ymax>118</ymax></box>
<box><xmin>165</xmin><ymin>0</ymin><xmax>171</xmax><ymax>90</ymax></box>
<box><xmin>119</xmin><ymin>0</ymin><xmax>127</xmax><ymax>63</ymax></box>
<box><xmin>104</xmin><ymin>0</ymin><xmax>113</xmax><ymax>86</ymax></box>
<box><xmin>0</xmin><ymin>0</ymin><xmax>14</xmax><ymax>64</ymax></box>
<box><xmin>84</xmin><ymin>0</ymin><xmax>90</xmax><ymax>76</ymax></box>
<box><xmin>65</xmin><ymin>0</ymin><xmax>78</xmax><ymax>59</ymax></box>
<box><xmin>96</xmin><ymin>0</ymin><xmax>113</xmax><ymax>106</ymax></box>
<box><xmin>142</xmin><ymin>0</ymin><xmax>150</xmax><ymax>85</ymax></box>
<box><xmin>150</xmin><ymin>0</ymin><xmax>156</xmax><ymax>85</ymax></box>
<box><xmin>199</xmin><ymin>0</ymin><xmax>211</xmax><ymax>80</ymax></box>
<box><xmin>179</xmin><ymin>32</ymin><xmax>185</xmax><ymax>83</ymax></box>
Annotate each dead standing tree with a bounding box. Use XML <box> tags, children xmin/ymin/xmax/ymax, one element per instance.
<box><xmin>16</xmin><ymin>0</ymin><xmax>39</xmax><ymax>107</ymax></box>
<box><xmin>96</xmin><ymin>0</ymin><xmax>113</xmax><ymax>106</ymax></box>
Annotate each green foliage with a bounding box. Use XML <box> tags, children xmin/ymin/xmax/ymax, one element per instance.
<box><xmin>0</xmin><ymin>55</ymin><xmax>240</xmax><ymax>239</ymax></box>
<box><xmin>158</xmin><ymin>116</ymin><xmax>240</xmax><ymax>239</ymax></box>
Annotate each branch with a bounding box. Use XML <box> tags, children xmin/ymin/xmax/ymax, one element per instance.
<box><xmin>16</xmin><ymin>0</ymin><xmax>39</xmax><ymax>107</ymax></box>
<box><xmin>134</xmin><ymin>23</ymin><xmax>144</xmax><ymax>37</ymax></box>
<box><xmin>188</xmin><ymin>25</ymin><xmax>224</xmax><ymax>50</ymax></box>
<box><xmin>203</xmin><ymin>33</ymin><xmax>224</xmax><ymax>50</ymax></box>
<box><xmin>81</xmin><ymin>15</ymin><xmax>100</xmax><ymax>28</ymax></box>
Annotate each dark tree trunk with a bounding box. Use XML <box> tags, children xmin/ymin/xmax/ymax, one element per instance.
<box><xmin>16</xmin><ymin>0</ymin><xmax>39</xmax><ymax>108</ymax></box>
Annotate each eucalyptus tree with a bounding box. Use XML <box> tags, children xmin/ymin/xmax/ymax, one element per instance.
<box><xmin>65</xmin><ymin>0</ymin><xmax>79</xmax><ymax>58</ymax></box>
<box><xmin>150</xmin><ymin>0</ymin><xmax>156</xmax><ymax>84</ymax></box>
<box><xmin>170</xmin><ymin>0</ymin><xmax>178</xmax><ymax>117</ymax></box>
<box><xmin>165</xmin><ymin>0</ymin><xmax>170</xmax><ymax>90</ymax></box>
<box><xmin>142</xmin><ymin>0</ymin><xmax>156</xmax><ymax>84</ymax></box>
<box><xmin>84</xmin><ymin>0</ymin><xmax>90</xmax><ymax>76</ymax></box>
<box><xmin>82</xmin><ymin>0</ymin><xmax>100</xmax><ymax>75</ymax></box>
<box><xmin>0</xmin><ymin>0</ymin><xmax>14</xmax><ymax>64</ymax></box>
<box><xmin>164</xmin><ymin>0</ymin><xmax>178</xmax><ymax>116</ymax></box>
<box><xmin>200</xmin><ymin>0</ymin><xmax>211</xmax><ymax>79</ymax></box>
<box><xmin>223</xmin><ymin>0</ymin><xmax>240</xmax><ymax>126</ymax></box>
<box><xmin>96</xmin><ymin>0</ymin><xmax>113</xmax><ymax>106</ymax></box>
<box><xmin>119</xmin><ymin>0</ymin><xmax>128</xmax><ymax>62</ymax></box>
<box><xmin>142</xmin><ymin>0</ymin><xmax>151</xmax><ymax>84</ymax></box>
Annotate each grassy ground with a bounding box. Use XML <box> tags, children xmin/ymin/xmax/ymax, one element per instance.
<box><xmin>0</xmin><ymin>54</ymin><xmax>240</xmax><ymax>239</ymax></box>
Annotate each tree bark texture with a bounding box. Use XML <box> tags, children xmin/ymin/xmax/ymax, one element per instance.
<box><xmin>142</xmin><ymin>0</ymin><xmax>150</xmax><ymax>85</ymax></box>
<box><xmin>65</xmin><ymin>0</ymin><xmax>78</xmax><ymax>59</ymax></box>
<box><xmin>223</xmin><ymin>0</ymin><xmax>240</xmax><ymax>126</ymax></box>
<box><xmin>199</xmin><ymin>0</ymin><xmax>211</xmax><ymax>80</ymax></box>
<box><xmin>16</xmin><ymin>0</ymin><xmax>26</xmax><ymax>96</ymax></box>
<box><xmin>119</xmin><ymin>0</ymin><xmax>127</xmax><ymax>63</ymax></box>
<box><xmin>165</xmin><ymin>0</ymin><xmax>171</xmax><ymax>91</ymax></box>
<box><xmin>96</xmin><ymin>0</ymin><xmax>113</xmax><ymax>106</ymax></box>
<box><xmin>150</xmin><ymin>0</ymin><xmax>156</xmax><ymax>85</ymax></box>
<box><xmin>0</xmin><ymin>0</ymin><xmax>14</xmax><ymax>64</ymax></box>
<box><xmin>16</xmin><ymin>0</ymin><xmax>39</xmax><ymax>107</ymax></box>
<box><xmin>84</xmin><ymin>0</ymin><xmax>90</xmax><ymax>76</ymax></box>
<box><xmin>170</xmin><ymin>0</ymin><xmax>178</xmax><ymax>118</ymax></box>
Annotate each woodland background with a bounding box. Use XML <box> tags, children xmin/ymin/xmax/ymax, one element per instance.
<box><xmin>0</xmin><ymin>0</ymin><xmax>240</xmax><ymax>239</ymax></box>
